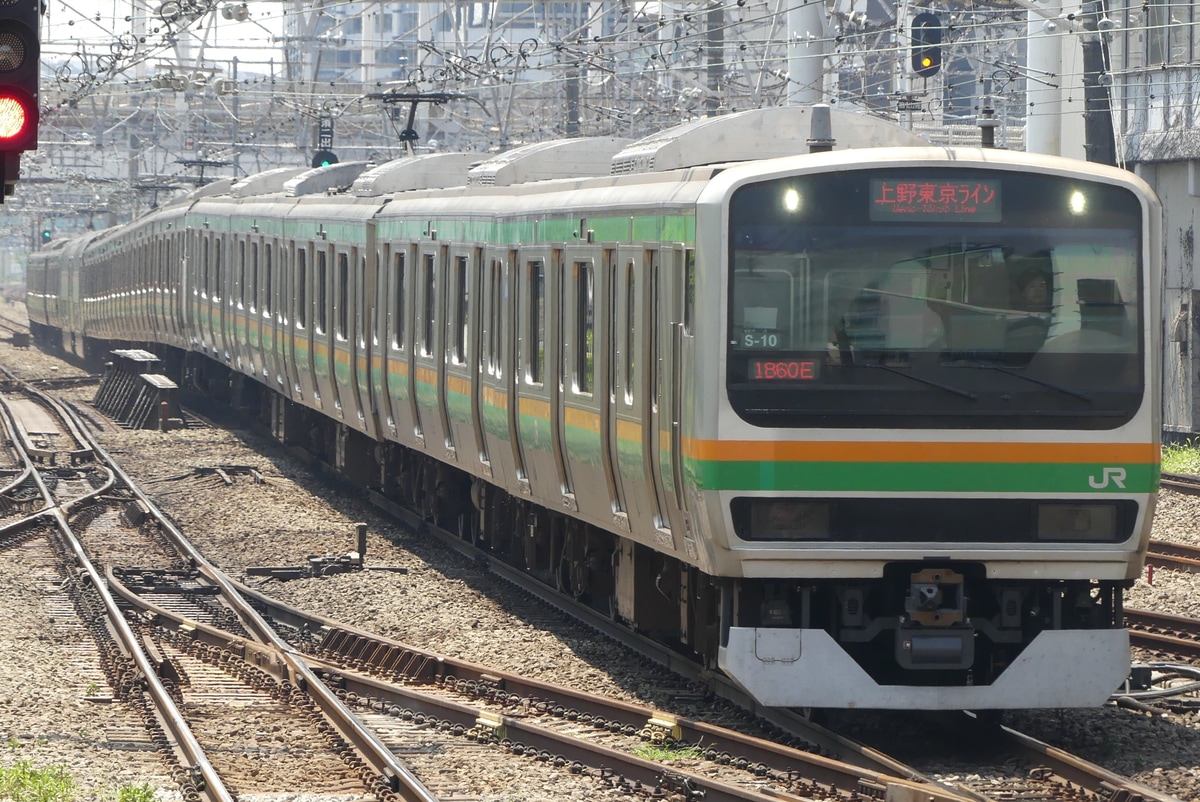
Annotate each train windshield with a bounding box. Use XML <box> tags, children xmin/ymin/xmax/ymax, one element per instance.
<box><xmin>726</xmin><ymin>168</ymin><xmax>1145</xmax><ymax>429</ymax></box>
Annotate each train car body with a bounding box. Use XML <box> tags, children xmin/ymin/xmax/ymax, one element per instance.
<box><xmin>28</xmin><ymin>107</ymin><xmax>1163</xmax><ymax>711</ymax></box>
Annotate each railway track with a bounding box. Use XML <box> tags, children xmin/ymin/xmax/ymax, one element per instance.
<box><xmin>1160</xmin><ymin>471</ymin><xmax>1200</xmax><ymax>494</ymax></box>
<box><xmin>0</xmin><ymin>383</ymin><xmax>425</xmax><ymax>801</ymax></box>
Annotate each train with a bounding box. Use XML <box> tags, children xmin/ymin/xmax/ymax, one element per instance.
<box><xmin>26</xmin><ymin>106</ymin><xmax>1163</xmax><ymax>710</ymax></box>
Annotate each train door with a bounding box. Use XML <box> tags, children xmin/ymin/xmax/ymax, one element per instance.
<box><xmin>328</xmin><ymin>246</ymin><xmax>353</xmax><ymax>421</ymax></box>
<box><xmin>645</xmin><ymin>249</ymin><xmax>677</xmax><ymax>540</ymax></box>
<box><xmin>169</xmin><ymin>232</ymin><xmax>185</xmax><ymax>348</ymax></box>
<box><xmin>340</xmin><ymin>241</ymin><xmax>369</xmax><ymax>435</ymax></box>
<box><xmin>479</xmin><ymin>248</ymin><xmax>518</xmax><ymax>485</ymax></box>
<box><xmin>382</xmin><ymin>244</ymin><xmax>422</xmax><ymax>448</ymax></box>
<box><xmin>446</xmin><ymin>246</ymin><xmax>485</xmax><ymax>474</ymax></box>
<box><xmin>612</xmin><ymin>246</ymin><xmax>664</xmax><ymax>538</ymax></box>
<box><xmin>232</xmin><ymin>235</ymin><xmax>251</xmax><ymax>375</ymax></box>
<box><xmin>562</xmin><ymin>246</ymin><xmax>612</xmax><ymax>518</ymax></box>
<box><xmin>260</xmin><ymin>239</ymin><xmax>281</xmax><ymax>390</ymax></box>
<box><xmin>214</xmin><ymin>233</ymin><xmax>231</xmax><ymax>363</ymax></box>
<box><xmin>291</xmin><ymin>241</ymin><xmax>318</xmax><ymax>406</ymax></box>
<box><xmin>477</xmin><ymin>248</ymin><xmax>506</xmax><ymax>481</ymax></box>
<box><xmin>354</xmin><ymin>226</ymin><xmax>380</xmax><ymax>440</ymax></box>
<box><xmin>199</xmin><ymin>230</ymin><xmax>217</xmax><ymax>356</ymax></box>
<box><xmin>651</xmin><ymin>247</ymin><xmax>689</xmax><ymax>539</ymax></box>
<box><xmin>312</xmin><ymin>242</ymin><xmax>343</xmax><ymax>414</ymax></box>
<box><xmin>515</xmin><ymin>247</ymin><xmax>558</xmax><ymax>499</ymax></box>
<box><xmin>278</xmin><ymin>240</ymin><xmax>300</xmax><ymax>399</ymax></box>
<box><xmin>598</xmin><ymin>248</ymin><xmax>629</xmax><ymax>532</ymax></box>
<box><xmin>247</xmin><ymin>238</ymin><xmax>262</xmax><ymax>378</ymax></box>
<box><xmin>414</xmin><ymin>243</ymin><xmax>448</xmax><ymax>451</ymax></box>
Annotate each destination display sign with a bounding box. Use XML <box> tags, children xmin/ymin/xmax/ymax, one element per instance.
<box><xmin>869</xmin><ymin>178</ymin><xmax>1002</xmax><ymax>222</ymax></box>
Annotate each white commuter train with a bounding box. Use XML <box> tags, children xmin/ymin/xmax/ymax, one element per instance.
<box><xmin>27</xmin><ymin>107</ymin><xmax>1163</xmax><ymax>709</ymax></box>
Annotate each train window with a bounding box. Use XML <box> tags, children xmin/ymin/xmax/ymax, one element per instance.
<box><xmin>452</xmin><ymin>255</ymin><xmax>468</xmax><ymax>364</ymax></box>
<box><xmin>336</xmin><ymin>251</ymin><xmax>349</xmax><ymax>340</ymax></box>
<box><xmin>213</xmin><ymin>238</ymin><xmax>223</xmax><ymax>304</ymax></box>
<box><xmin>263</xmin><ymin>243</ymin><xmax>272</xmax><ymax>316</ymax></box>
<box><xmin>240</xmin><ymin>237</ymin><xmax>249</xmax><ymax>309</ymax></box>
<box><xmin>488</xmin><ymin>258</ymin><xmax>502</xmax><ymax>375</ymax></box>
<box><xmin>201</xmin><ymin>237</ymin><xmax>209</xmax><ymax>298</ymax></box>
<box><xmin>358</xmin><ymin>253</ymin><xmax>368</xmax><ymax>347</ymax></box>
<box><xmin>528</xmin><ymin>260</ymin><xmax>545</xmax><ymax>384</ymax></box>
<box><xmin>392</xmin><ymin>252</ymin><xmax>406</xmax><ymax>349</ymax></box>
<box><xmin>576</xmin><ymin>261</ymin><xmax>594</xmax><ymax>395</ymax></box>
<box><xmin>296</xmin><ymin>247</ymin><xmax>308</xmax><ymax>328</ymax></box>
<box><xmin>649</xmin><ymin>252</ymin><xmax>659</xmax><ymax>410</ymax></box>
<box><xmin>625</xmin><ymin>260</ymin><xmax>636</xmax><ymax>402</ymax></box>
<box><xmin>316</xmin><ymin>249</ymin><xmax>328</xmax><ymax>334</ymax></box>
<box><xmin>684</xmin><ymin>249</ymin><xmax>695</xmax><ymax>336</ymax></box>
<box><xmin>422</xmin><ymin>253</ymin><xmax>435</xmax><ymax>356</ymax></box>
<box><xmin>250</xmin><ymin>243</ymin><xmax>259</xmax><ymax>313</ymax></box>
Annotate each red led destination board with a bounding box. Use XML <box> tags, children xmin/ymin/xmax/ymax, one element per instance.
<box><xmin>870</xmin><ymin>178</ymin><xmax>1001</xmax><ymax>222</ymax></box>
<box><xmin>749</xmin><ymin>358</ymin><xmax>821</xmax><ymax>382</ymax></box>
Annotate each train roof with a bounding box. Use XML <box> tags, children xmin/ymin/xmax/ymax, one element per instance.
<box><xmin>609</xmin><ymin>106</ymin><xmax>928</xmax><ymax>174</ymax></box>
<box><xmin>199</xmin><ymin>106</ymin><xmax>933</xmax><ymax>205</ymax></box>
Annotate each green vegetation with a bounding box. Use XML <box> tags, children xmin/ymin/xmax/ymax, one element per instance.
<box><xmin>632</xmin><ymin>742</ymin><xmax>706</xmax><ymax>762</ymax></box>
<box><xmin>114</xmin><ymin>783</ymin><xmax>155</xmax><ymax>802</ymax></box>
<box><xmin>0</xmin><ymin>760</ymin><xmax>75</xmax><ymax>802</ymax></box>
<box><xmin>1162</xmin><ymin>439</ymin><xmax>1200</xmax><ymax>474</ymax></box>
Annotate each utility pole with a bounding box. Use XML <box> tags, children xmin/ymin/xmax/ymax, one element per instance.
<box><xmin>1080</xmin><ymin>0</ymin><xmax>1117</xmax><ymax>166</ymax></box>
<box><xmin>705</xmin><ymin>1</ymin><xmax>723</xmax><ymax>116</ymax></box>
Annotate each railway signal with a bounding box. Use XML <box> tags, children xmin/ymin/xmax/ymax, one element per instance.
<box><xmin>910</xmin><ymin>12</ymin><xmax>943</xmax><ymax>79</ymax></box>
<box><xmin>0</xmin><ymin>0</ymin><xmax>40</xmax><ymax>195</ymax></box>
<box><xmin>311</xmin><ymin>149</ymin><xmax>338</xmax><ymax>168</ymax></box>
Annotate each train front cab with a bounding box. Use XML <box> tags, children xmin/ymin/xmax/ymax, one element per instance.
<box><xmin>695</xmin><ymin>150</ymin><xmax>1162</xmax><ymax>709</ymax></box>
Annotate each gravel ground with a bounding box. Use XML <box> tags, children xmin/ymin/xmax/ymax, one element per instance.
<box><xmin>4</xmin><ymin>313</ymin><xmax>1200</xmax><ymax>800</ymax></box>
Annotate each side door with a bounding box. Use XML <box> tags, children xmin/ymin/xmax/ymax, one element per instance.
<box><xmin>382</xmin><ymin>243</ymin><xmax>423</xmax><ymax>448</ymax></box>
<box><xmin>612</xmin><ymin>246</ymin><xmax>664</xmax><ymax>538</ymax></box>
<box><xmin>514</xmin><ymin>247</ymin><xmax>557</xmax><ymax>500</ymax></box>
<box><xmin>414</xmin><ymin>243</ymin><xmax>450</xmax><ymax>454</ymax></box>
<box><xmin>445</xmin><ymin>246</ymin><xmax>485</xmax><ymax>475</ymax></box>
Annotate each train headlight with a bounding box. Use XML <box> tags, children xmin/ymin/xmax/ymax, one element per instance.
<box><xmin>1035</xmin><ymin>503</ymin><xmax>1118</xmax><ymax>541</ymax></box>
<box><xmin>739</xmin><ymin>499</ymin><xmax>831</xmax><ymax>541</ymax></box>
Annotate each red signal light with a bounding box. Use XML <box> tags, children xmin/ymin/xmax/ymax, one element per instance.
<box><xmin>0</xmin><ymin>88</ymin><xmax>33</xmax><ymax>146</ymax></box>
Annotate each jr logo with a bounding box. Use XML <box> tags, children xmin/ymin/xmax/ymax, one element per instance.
<box><xmin>1088</xmin><ymin>467</ymin><xmax>1127</xmax><ymax>489</ymax></box>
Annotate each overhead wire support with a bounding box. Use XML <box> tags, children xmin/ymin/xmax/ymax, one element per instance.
<box><xmin>366</xmin><ymin>91</ymin><xmax>487</xmax><ymax>156</ymax></box>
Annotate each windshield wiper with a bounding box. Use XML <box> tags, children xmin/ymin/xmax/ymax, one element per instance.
<box><xmin>862</xmin><ymin>363</ymin><xmax>977</xmax><ymax>401</ymax></box>
<box><xmin>960</xmin><ymin>364</ymin><xmax>1092</xmax><ymax>402</ymax></box>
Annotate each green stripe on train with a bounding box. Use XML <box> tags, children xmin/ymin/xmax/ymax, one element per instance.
<box><xmin>684</xmin><ymin>460</ymin><xmax>1160</xmax><ymax>494</ymax></box>
<box><xmin>378</xmin><ymin>214</ymin><xmax>695</xmax><ymax>245</ymax></box>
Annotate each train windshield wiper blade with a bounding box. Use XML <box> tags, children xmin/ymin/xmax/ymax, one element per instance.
<box><xmin>861</xmin><ymin>363</ymin><xmax>977</xmax><ymax>401</ymax></box>
<box><xmin>960</xmin><ymin>364</ymin><xmax>1092</xmax><ymax>402</ymax></box>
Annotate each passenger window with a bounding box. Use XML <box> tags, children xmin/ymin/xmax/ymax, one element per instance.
<box><xmin>213</xmin><ymin>238</ymin><xmax>222</xmax><ymax>303</ymax></box>
<box><xmin>684</xmin><ymin>249</ymin><xmax>695</xmax><ymax>336</ymax></box>
<box><xmin>238</xmin><ymin>240</ymin><xmax>246</xmax><ymax>309</ymax></box>
<box><xmin>263</xmin><ymin>243</ymin><xmax>273</xmax><ymax>315</ymax></box>
<box><xmin>392</xmin><ymin>252</ymin><xmax>406</xmax><ymax>349</ymax></box>
<box><xmin>452</xmin><ymin>255</ymin><xmax>468</xmax><ymax>364</ymax></box>
<box><xmin>528</xmin><ymin>260</ymin><xmax>545</xmax><ymax>384</ymax></box>
<box><xmin>316</xmin><ymin>249</ymin><xmax>328</xmax><ymax>334</ymax></box>
<box><xmin>625</xmin><ymin>261</ymin><xmax>636</xmax><ymax>402</ymax></box>
<box><xmin>577</xmin><ymin>261</ymin><xmax>594</xmax><ymax>395</ymax></box>
<box><xmin>422</xmin><ymin>253</ymin><xmax>435</xmax><ymax>356</ymax></box>
<box><xmin>250</xmin><ymin>242</ymin><xmax>259</xmax><ymax>313</ymax></box>
<box><xmin>336</xmin><ymin>252</ymin><xmax>349</xmax><ymax>339</ymax></box>
<box><xmin>296</xmin><ymin>248</ymin><xmax>308</xmax><ymax>328</ymax></box>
